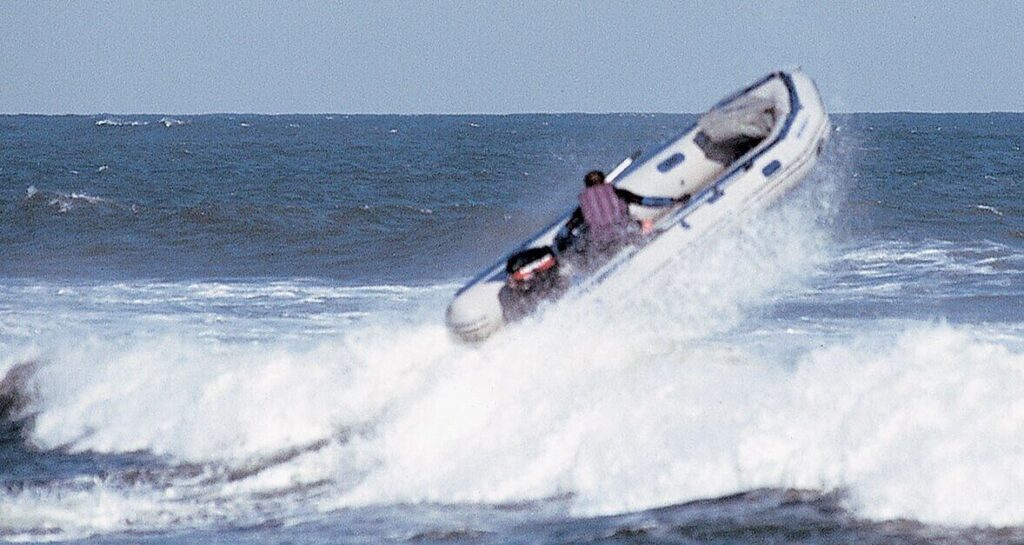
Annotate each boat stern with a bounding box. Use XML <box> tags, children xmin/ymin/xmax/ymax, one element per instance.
<box><xmin>445</xmin><ymin>282</ymin><xmax>505</xmax><ymax>342</ymax></box>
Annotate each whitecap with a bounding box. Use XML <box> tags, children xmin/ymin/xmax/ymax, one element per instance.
<box><xmin>69</xmin><ymin>192</ymin><xmax>108</xmax><ymax>205</ymax></box>
<box><xmin>975</xmin><ymin>204</ymin><xmax>1003</xmax><ymax>216</ymax></box>
<box><xmin>95</xmin><ymin>118</ymin><xmax>148</xmax><ymax>127</ymax></box>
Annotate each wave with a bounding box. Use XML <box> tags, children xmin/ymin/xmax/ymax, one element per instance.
<box><xmin>22</xmin><ymin>185</ymin><xmax>133</xmax><ymax>214</ymax></box>
<box><xmin>0</xmin><ymin>360</ymin><xmax>37</xmax><ymax>440</ymax></box>
<box><xmin>0</xmin><ymin>280</ymin><xmax>458</xmax><ymax>347</ymax></box>
<box><xmin>0</xmin><ymin>185</ymin><xmax>832</xmax><ymax>538</ymax></box>
<box><xmin>5</xmin><ymin>313</ymin><xmax>1024</xmax><ymax>539</ymax></box>
<box><xmin>4</xmin><ymin>162</ymin><xmax>1024</xmax><ymax>536</ymax></box>
<box><xmin>322</xmin><ymin>320</ymin><xmax>1024</xmax><ymax>524</ymax></box>
<box><xmin>159</xmin><ymin>117</ymin><xmax>186</xmax><ymax>127</ymax></box>
<box><xmin>808</xmin><ymin>239</ymin><xmax>1024</xmax><ymax>306</ymax></box>
<box><xmin>94</xmin><ymin>117</ymin><xmax>186</xmax><ymax>127</ymax></box>
<box><xmin>95</xmin><ymin>118</ymin><xmax>148</xmax><ymax>127</ymax></box>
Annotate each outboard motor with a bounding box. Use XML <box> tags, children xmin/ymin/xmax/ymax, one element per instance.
<box><xmin>499</xmin><ymin>246</ymin><xmax>563</xmax><ymax>321</ymax></box>
<box><xmin>506</xmin><ymin>247</ymin><xmax>558</xmax><ymax>289</ymax></box>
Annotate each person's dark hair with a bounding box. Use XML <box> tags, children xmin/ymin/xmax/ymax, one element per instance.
<box><xmin>584</xmin><ymin>170</ymin><xmax>605</xmax><ymax>187</ymax></box>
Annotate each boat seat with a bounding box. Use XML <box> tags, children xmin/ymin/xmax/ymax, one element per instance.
<box><xmin>696</xmin><ymin>95</ymin><xmax>777</xmax><ymax>164</ymax></box>
<box><xmin>695</xmin><ymin>131</ymin><xmax>763</xmax><ymax>165</ymax></box>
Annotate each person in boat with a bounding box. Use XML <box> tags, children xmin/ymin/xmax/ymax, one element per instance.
<box><xmin>555</xmin><ymin>170</ymin><xmax>688</xmax><ymax>257</ymax></box>
<box><xmin>498</xmin><ymin>246</ymin><xmax>566</xmax><ymax>322</ymax></box>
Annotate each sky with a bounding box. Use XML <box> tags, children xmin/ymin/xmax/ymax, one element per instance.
<box><xmin>2</xmin><ymin>0</ymin><xmax>1023</xmax><ymax>114</ymax></box>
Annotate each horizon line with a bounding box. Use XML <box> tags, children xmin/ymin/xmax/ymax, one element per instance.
<box><xmin>2</xmin><ymin>110</ymin><xmax>1023</xmax><ymax>117</ymax></box>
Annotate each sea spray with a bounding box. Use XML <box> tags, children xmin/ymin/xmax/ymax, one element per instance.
<box><xmin>0</xmin><ymin>151</ymin><xmax>850</xmax><ymax>536</ymax></box>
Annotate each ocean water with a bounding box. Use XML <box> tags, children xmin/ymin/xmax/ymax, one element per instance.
<box><xmin>1</xmin><ymin>112</ymin><xmax>1023</xmax><ymax>544</ymax></box>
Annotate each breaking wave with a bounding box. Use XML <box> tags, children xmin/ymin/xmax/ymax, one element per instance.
<box><xmin>5</xmin><ymin>309</ymin><xmax>1024</xmax><ymax>538</ymax></box>
<box><xmin>94</xmin><ymin>117</ymin><xmax>186</xmax><ymax>127</ymax></box>
<box><xmin>22</xmin><ymin>185</ymin><xmax>132</xmax><ymax>214</ymax></box>
<box><xmin>4</xmin><ymin>183</ymin><xmax>1024</xmax><ymax>539</ymax></box>
<box><xmin>3</xmin><ymin>113</ymin><xmax>1024</xmax><ymax>541</ymax></box>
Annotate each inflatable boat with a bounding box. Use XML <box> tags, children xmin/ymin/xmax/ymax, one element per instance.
<box><xmin>446</xmin><ymin>69</ymin><xmax>831</xmax><ymax>342</ymax></box>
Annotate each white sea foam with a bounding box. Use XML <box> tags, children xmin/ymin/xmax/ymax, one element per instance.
<box><xmin>22</xmin><ymin>185</ymin><xmax>123</xmax><ymax>213</ymax></box>
<box><xmin>7</xmin><ymin>309</ymin><xmax>1024</xmax><ymax>537</ymax></box>
<box><xmin>320</xmin><ymin>317</ymin><xmax>1024</xmax><ymax>528</ymax></box>
<box><xmin>744</xmin><ymin>324</ymin><xmax>1024</xmax><ymax>525</ymax></box>
<box><xmin>0</xmin><ymin>280</ymin><xmax>458</xmax><ymax>345</ymax></box>
<box><xmin>94</xmin><ymin>118</ymin><xmax>148</xmax><ymax>127</ymax></box>
<box><xmin>93</xmin><ymin>117</ymin><xmax>184</xmax><ymax>128</ymax></box>
<box><xmin>1</xmin><ymin>477</ymin><xmax>200</xmax><ymax>542</ymax></box>
<box><xmin>159</xmin><ymin>117</ymin><xmax>185</xmax><ymax>127</ymax></box>
<box><xmin>817</xmin><ymin>238</ymin><xmax>1024</xmax><ymax>302</ymax></box>
<box><xmin>69</xmin><ymin>192</ymin><xmax>107</xmax><ymax>204</ymax></box>
<box><xmin>976</xmin><ymin>204</ymin><xmax>1003</xmax><ymax>216</ymax></box>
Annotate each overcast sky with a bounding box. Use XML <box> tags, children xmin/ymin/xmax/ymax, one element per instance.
<box><xmin>2</xmin><ymin>0</ymin><xmax>1022</xmax><ymax>114</ymax></box>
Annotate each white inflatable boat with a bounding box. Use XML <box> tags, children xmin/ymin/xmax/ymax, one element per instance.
<box><xmin>446</xmin><ymin>69</ymin><xmax>831</xmax><ymax>342</ymax></box>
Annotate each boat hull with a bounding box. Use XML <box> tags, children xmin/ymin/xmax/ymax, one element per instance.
<box><xmin>447</xmin><ymin>70</ymin><xmax>830</xmax><ymax>342</ymax></box>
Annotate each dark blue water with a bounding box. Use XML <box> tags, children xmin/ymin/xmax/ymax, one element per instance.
<box><xmin>2</xmin><ymin>113</ymin><xmax>1024</xmax><ymax>544</ymax></box>
<box><xmin>1</xmin><ymin>114</ymin><xmax>701</xmax><ymax>282</ymax></box>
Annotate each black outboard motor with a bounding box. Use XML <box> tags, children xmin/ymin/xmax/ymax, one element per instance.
<box><xmin>498</xmin><ymin>246</ymin><xmax>564</xmax><ymax>322</ymax></box>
